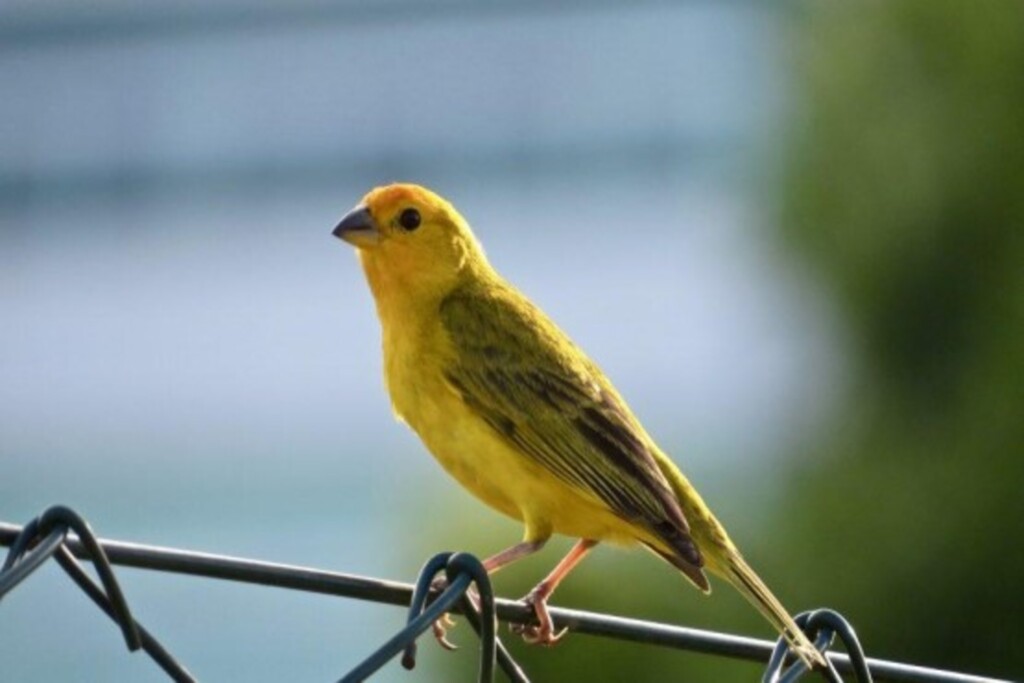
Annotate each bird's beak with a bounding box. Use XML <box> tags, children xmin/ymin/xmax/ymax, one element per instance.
<box><xmin>332</xmin><ymin>205</ymin><xmax>380</xmax><ymax>247</ymax></box>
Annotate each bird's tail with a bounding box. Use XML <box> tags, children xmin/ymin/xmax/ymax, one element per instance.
<box><xmin>724</xmin><ymin>554</ymin><xmax>827</xmax><ymax>670</ymax></box>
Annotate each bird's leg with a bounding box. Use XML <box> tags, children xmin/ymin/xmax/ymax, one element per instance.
<box><xmin>430</xmin><ymin>539</ymin><xmax>548</xmax><ymax>650</ymax></box>
<box><xmin>512</xmin><ymin>539</ymin><xmax>597</xmax><ymax>646</ymax></box>
<box><xmin>482</xmin><ymin>538</ymin><xmax>548</xmax><ymax>574</ymax></box>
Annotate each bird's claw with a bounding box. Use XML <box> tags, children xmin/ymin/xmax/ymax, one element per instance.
<box><xmin>510</xmin><ymin>621</ymin><xmax>568</xmax><ymax>646</ymax></box>
<box><xmin>510</xmin><ymin>590</ymin><xmax>567</xmax><ymax>646</ymax></box>
<box><xmin>431</xmin><ymin>613</ymin><xmax>459</xmax><ymax>651</ymax></box>
<box><xmin>425</xmin><ymin>576</ymin><xmax>460</xmax><ymax>650</ymax></box>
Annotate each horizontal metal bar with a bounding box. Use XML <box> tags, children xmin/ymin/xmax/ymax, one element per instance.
<box><xmin>0</xmin><ymin>522</ymin><xmax>1008</xmax><ymax>683</ymax></box>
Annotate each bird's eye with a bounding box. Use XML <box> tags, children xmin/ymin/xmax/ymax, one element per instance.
<box><xmin>398</xmin><ymin>208</ymin><xmax>421</xmax><ymax>231</ymax></box>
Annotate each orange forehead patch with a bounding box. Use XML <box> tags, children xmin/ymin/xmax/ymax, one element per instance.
<box><xmin>364</xmin><ymin>183</ymin><xmax>439</xmax><ymax>212</ymax></box>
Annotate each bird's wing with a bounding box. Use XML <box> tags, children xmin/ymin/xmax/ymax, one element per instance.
<box><xmin>439</xmin><ymin>284</ymin><xmax>703</xmax><ymax>569</ymax></box>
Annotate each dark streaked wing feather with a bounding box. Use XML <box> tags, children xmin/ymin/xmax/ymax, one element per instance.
<box><xmin>439</xmin><ymin>283</ymin><xmax>703</xmax><ymax>569</ymax></box>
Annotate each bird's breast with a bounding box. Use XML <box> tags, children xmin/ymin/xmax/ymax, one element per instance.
<box><xmin>384</xmin><ymin>345</ymin><xmax>524</xmax><ymax>521</ymax></box>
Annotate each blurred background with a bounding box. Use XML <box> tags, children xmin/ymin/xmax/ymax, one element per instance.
<box><xmin>1</xmin><ymin>1</ymin><xmax>1020</xmax><ymax>681</ymax></box>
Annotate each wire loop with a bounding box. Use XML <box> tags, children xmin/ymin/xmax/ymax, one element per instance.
<box><xmin>0</xmin><ymin>505</ymin><xmax>196</xmax><ymax>682</ymax></box>
<box><xmin>342</xmin><ymin>551</ymin><xmax>526</xmax><ymax>682</ymax></box>
<box><xmin>763</xmin><ymin>609</ymin><xmax>873</xmax><ymax>683</ymax></box>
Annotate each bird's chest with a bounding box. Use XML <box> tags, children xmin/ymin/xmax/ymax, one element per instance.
<box><xmin>381</xmin><ymin>320</ymin><xmax>447</xmax><ymax>421</ymax></box>
<box><xmin>380</xmin><ymin>325</ymin><xmax>524</xmax><ymax>519</ymax></box>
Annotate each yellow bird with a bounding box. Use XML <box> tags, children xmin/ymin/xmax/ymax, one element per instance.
<box><xmin>333</xmin><ymin>183</ymin><xmax>826</xmax><ymax>669</ymax></box>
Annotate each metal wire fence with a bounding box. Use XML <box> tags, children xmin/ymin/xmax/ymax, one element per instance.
<box><xmin>0</xmin><ymin>505</ymin><xmax>1010</xmax><ymax>683</ymax></box>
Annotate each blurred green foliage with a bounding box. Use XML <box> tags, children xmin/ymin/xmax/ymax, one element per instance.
<box><xmin>776</xmin><ymin>1</ymin><xmax>1024</xmax><ymax>680</ymax></box>
<box><xmin>406</xmin><ymin>2</ymin><xmax>1024</xmax><ymax>681</ymax></box>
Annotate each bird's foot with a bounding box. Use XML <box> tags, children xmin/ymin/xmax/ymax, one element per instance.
<box><xmin>431</xmin><ymin>613</ymin><xmax>459</xmax><ymax>651</ymax></box>
<box><xmin>427</xmin><ymin>576</ymin><xmax>459</xmax><ymax>651</ymax></box>
<box><xmin>427</xmin><ymin>576</ymin><xmax>487</xmax><ymax>651</ymax></box>
<box><xmin>510</xmin><ymin>588</ymin><xmax>567</xmax><ymax>646</ymax></box>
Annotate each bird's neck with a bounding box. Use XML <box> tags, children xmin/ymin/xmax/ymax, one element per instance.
<box><xmin>358</xmin><ymin>251</ymin><xmax>448</xmax><ymax>338</ymax></box>
<box><xmin>360</xmin><ymin>244</ymin><xmax>495</xmax><ymax>316</ymax></box>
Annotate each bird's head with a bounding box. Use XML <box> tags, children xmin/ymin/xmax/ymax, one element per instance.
<box><xmin>333</xmin><ymin>183</ymin><xmax>488</xmax><ymax>301</ymax></box>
